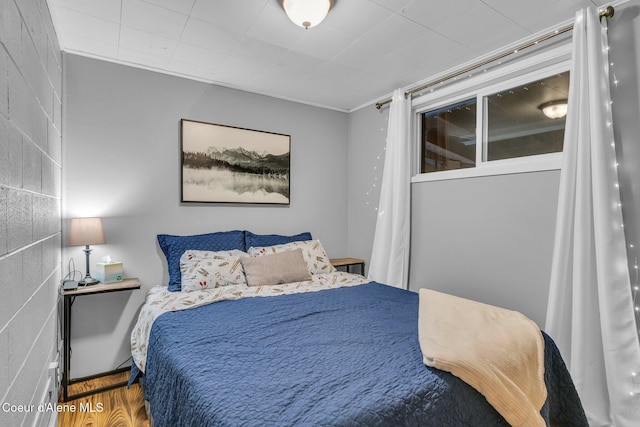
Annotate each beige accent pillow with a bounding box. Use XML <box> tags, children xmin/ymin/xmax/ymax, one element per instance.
<box><xmin>247</xmin><ymin>239</ymin><xmax>336</xmax><ymax>275</ymax></box>
<box><xmin>241</xmin><ymin>249</ymin><xmax>312</xmax><ymax>286</ymax></box>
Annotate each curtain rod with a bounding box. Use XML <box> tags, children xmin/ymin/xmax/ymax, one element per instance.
<box><xmin>375</xmin><ymin>5</ymin><xmax>615</xmax><ymax>110</ymax></box>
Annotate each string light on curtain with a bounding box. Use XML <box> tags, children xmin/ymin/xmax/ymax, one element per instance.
<box><xmin>632</xmin><ymin>236</ymin><xmax>640</xmax><ymax>403</ymax></box>
<box><xmin>541</xmin><ymin>8</ymin><xmax>640</xmax><ymax>422</ymax></box>
<box><xmin>364</xmin><ymin>116</ymin><xmax>387</xmax><ymax>213</ymax></box>
<box><xmin>603</xmin><ymin>14</ymin><xmax>640</xmax><ymax>406</ymax></box>
<box><xmin>630</xmin><ymin>242</ymin><xmax>640</xmax><ymax>400</ymax></box>
<box><xmin>633</xmin><ymin>252</ymin><xmax>640</xmax><ymax>310</ymax></box>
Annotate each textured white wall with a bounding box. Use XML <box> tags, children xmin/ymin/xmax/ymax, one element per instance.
<box><xmin>63</xmin><ymin>54</ymin><xmax>349</xmax><ymax>377</ymax></box>
<box><xmin>0</xmin><ymin>0</ymin><xmax>62</xmax><ymax>426</ymax></box>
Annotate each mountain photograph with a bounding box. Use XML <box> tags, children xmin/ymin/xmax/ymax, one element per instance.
<box><xmin>181</xmin><ymin>120</ymin><xmax>291</xmax><ymax>204</ymax></box>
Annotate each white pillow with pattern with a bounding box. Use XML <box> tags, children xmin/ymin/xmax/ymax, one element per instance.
<box><xmin>180</xmin><ymin>249</ymin><xmax>247</xmax><ymax>292</ymax></box>
<box><xmin>247</xmin><ymin>240</ymin><xmax>336</xmax><ymax>275</ymax></box>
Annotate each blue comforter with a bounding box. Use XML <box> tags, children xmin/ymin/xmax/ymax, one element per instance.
<box><xmin>138</xmin><ymin>282</ymin><xmax>587</xmax><ymax>426</ymax></box>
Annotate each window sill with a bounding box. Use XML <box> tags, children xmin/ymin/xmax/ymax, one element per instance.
<box><xmin>411</xmin><ymin>153</ymin><xmax>562</xmax><ymax>183</ymax></box>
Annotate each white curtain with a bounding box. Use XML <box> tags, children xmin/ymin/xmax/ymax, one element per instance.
<box><xmin>545</xmin><ymin>8</ymin><xmax>640</xmax><ymax>426</ymax></box>
<box><xmin>368</xmin><ymin>89</ymin><xmax>411</xmax><ymax>289</ymax></box>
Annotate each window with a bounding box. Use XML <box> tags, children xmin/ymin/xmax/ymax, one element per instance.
<box><xmin>414</xmin><ymin>57</ymin><xmax>570</xmax><ymax>181</ymax></box>
<box><xmin>421</xmin><ymin>98</ymin><xmax>476</xmax><ymax>173</ymax></box>
<box><xmin>485</xmin><ymin>72</ymin><xmax>568</xmax><ymax>161</ymax></box>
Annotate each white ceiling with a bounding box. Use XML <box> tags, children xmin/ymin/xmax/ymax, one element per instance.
<box><xmin>48</xmin><ymin>0</ymin><xmax>610</xmax><ymax>111</ymax></box>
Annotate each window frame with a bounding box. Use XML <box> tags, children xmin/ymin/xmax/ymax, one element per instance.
<box><xmin>412</xmin><ymin>44</ymin><xmax>571</xmax><ymax>183</ymax></box>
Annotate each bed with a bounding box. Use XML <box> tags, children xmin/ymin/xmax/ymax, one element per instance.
<box><xmin>129</xmin><ymin>230</ymin><xmax>588</xmax><ymax>426</ymax></box>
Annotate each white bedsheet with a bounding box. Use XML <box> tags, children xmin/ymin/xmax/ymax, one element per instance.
<box><xmin>131</xmin><ymin>271</ymin><xmax>369</xmax><ymax>373</ymax></box>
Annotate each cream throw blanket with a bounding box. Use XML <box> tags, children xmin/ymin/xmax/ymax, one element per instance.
<box><xmin>418</xmin><ymin>289</ymin><xmax>547</xmax><ymax>427</ymax></box>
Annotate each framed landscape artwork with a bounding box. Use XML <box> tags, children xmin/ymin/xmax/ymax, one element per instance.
<box><xmin>181</xmin><ymin>119</ymin><xmax>291</xmax><ymax>204</ymax></box>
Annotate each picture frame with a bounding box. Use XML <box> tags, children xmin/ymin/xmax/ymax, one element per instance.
<box><xmin>181</xmin><ymin>119</ymin><xmax>291</xmax><ymax>204</ymax></box>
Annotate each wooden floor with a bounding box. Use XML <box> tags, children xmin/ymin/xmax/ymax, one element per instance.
<box><xmin>58</xmin><ymin>371</ymin><xmax>150</xmax><ymax>427</ymax></box>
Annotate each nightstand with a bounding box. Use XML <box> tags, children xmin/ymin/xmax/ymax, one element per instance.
<box><xmin>330</xmin><ymin>258</ymin><xmax>365</xmax><ymax>275</ymax></box>
<box><xmin>62</xmin><ymin>278</ymin><xmax>141</xmax><ymax>402</ymax></box>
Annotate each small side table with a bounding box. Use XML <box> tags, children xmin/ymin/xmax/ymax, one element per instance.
<box><xmin>63</xmin><ymin>278</ymin><xmax>141</xmax><ymax>402</ymax></box>
<box><xmin>330</xmin><ymin>258</ymin><xmax>365</xmax><ymax>275</ymax></box>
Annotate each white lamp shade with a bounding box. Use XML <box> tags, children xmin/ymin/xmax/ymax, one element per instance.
<box><xmin>540</xmin><ymin>100</ymin><xmax>568</xmax><ymax>119</ymax></box>
<box><xmin>280</xmin><ymin>0</ymin><xmax>333</xmax><ymax>29</ymax></box>
<box><xmin>69</xmin><ymin>217</ymin><xmax>106</xmax><ymax>246</ymax></box>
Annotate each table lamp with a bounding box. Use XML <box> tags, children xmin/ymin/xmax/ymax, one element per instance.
<box><xmin>69</xmin><ymin>217</ymin><xmax>105</xmax><ymax>285</ymax></box>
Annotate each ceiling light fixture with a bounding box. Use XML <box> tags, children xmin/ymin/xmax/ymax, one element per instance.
<box><xmin>279</xmin><ymin>0</ymin><xmax>335</xmax><ymax>29</ymax></box>
<box><xmin>539</xmin><ymin>100</ymin><xmax>569</xmax><ymax>119</ymax></box>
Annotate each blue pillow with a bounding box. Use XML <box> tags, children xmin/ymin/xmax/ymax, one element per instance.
<box><xmin>245</xmin><ymin>231</ymin><xmax>312</xmax><ymax>249</ymax></box>
<box><xmin>158</xmin><ymin>230</ymin><xmax>245</xmax><ymax>292</ymax></box>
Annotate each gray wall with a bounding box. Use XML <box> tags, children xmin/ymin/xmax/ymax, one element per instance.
<box><xmin>409</xmin><ymin>172</ymin><xmax>559</xmax><ymax>327</ymax></box>
<box><xmin>0</xmin><ymin>0</ymin><xmax>62</xmax><ymax>426</ymax></box>
<box><xmin>63</xmin><ymin>54</ymin><xmax>349</xmax><ymax>377</ymax></box>
<box><xmin>347</xmin><ymin>0</ymin><xmax>640</xmax><ymax>329</ymax></box>
<box><xmin>346</xmin><ymin>104</ymin><xmax>388</xmax><ymax>265</ymax></box>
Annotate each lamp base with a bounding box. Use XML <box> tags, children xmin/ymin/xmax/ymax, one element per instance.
<box><xmin>79</xmin><ymin>276</ymin><xmax>100</xmax><ymax>286</ymax></box>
